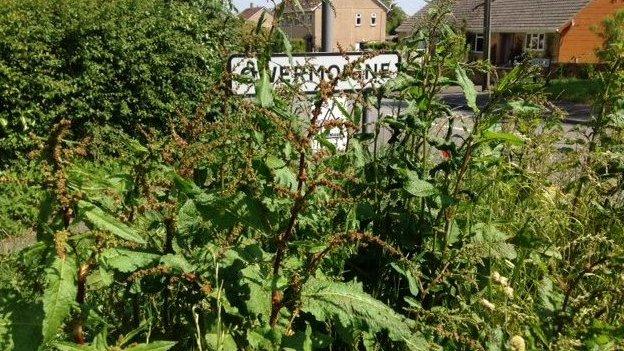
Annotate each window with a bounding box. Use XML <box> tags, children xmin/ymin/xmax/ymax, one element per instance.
<box><xmin>473</xmin><ymin>33</ymin><xmax>484</xmax><ymax>52</ymax></box>
<box><xmin>355</xmin><ymin>13</ymin><xmax>362</xmax><ymax>26</ymax></box>
<box><xmin>371</xmin><ymin>13</ymin><xmax>377</xmax><ymax>26</ymax></box>
<box><xmin>525</xmin><ymin>33</ymin><xmax>546</xmax><ymax>51</ymax></box>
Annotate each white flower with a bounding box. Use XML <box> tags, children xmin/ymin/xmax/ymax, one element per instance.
<box><xmin>504</xmin><ymin>286</ymin><xmax>514</xmax><ymax>299</ymax></box>
<box><xmin>492</xmin><ymin>271</ymin><xmax>501</xmax><ymax>283</ymax></box>
<box><xmin>499</xmin><ymin>276</ymin><xmax>509</xmax><ymax>287</ymax></box>
<box><xmin>509</xmin><ymin>335</ymin><xmax>526</xmax><ymax>351</ymax></box>
<box><xmin>481</xmin><ymin>298</ymin><xmax>496</xmax><ymax>311</ymax></box>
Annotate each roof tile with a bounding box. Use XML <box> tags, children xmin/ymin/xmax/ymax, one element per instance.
<box><xmin>397</xmin><ymin>0</ymin><xmax>591</xmax><ymax>34</ymax></box>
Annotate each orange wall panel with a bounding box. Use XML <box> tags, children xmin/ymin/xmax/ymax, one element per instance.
<box><xmin>558</xmin><ymin>0</ymin><xmax>624</xmax><ymax>63</ymax></box>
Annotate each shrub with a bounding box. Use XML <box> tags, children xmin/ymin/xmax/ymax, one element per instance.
<box><xmin>0</xmin><ymin>0</ymin><xmax>240</xmax><ymax>161</ymax></box>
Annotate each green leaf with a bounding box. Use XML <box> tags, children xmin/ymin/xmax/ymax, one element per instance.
<box><xmin>79</xmin><ymin>201</ymin><xmax>146</xmax><ymax>244</ymax></box>
<box><xmin>470</xmin><ymin>223</ymin><xmax>517</xmax><ymax>260</ymax></box>
<box><xmin>507</xmin><ymin>100</ymin><xmax>542</xmax><ymax>114</ymax></box>
<box><xmin>265</xmin><ymin>155</ymin><xmax>286</xmax><ymax>170</ymax></box>
<box><xmin>0</xmin><ymin>289</ymin><xmax>43</xmax><ymax>350</ymax></box>
<box><xmin>391</xmin><ymin>263</ymin><xmax>419</xmax><ymax>297</ymax></box>
<box><xmin>538</xmin><ymin>277</ymin><xmax>564</xmax><ymax>312</ymax></box>
<box><xmin>481</xmin><ymin>130</ymin><xmax>525</xmax><ymax>146</ymax></box>
<box><xmin>55</xmin><ymin>342</ymin><xmax>96</xmax><ymax>350</ymax></box>
<box><xmin>189</xmin><ymin>193</ymin><xmax>270</xmax><ymax>233</ymax></box>
<box><xmin>255</xmin><ymin>11</ymin><xmax>267</xmax><ymax>34</ymax></box>
<box><xmin>277</xmin><ymin>28</ymin><xmax>293</xmax><ymax>61</ymax></box>
<box><xmin>315</xmin><ymin>132</ymin><xmax>337</xmax><ymax>154</ymax></box>
<box><xmin>173</xmin><ymin>174</ymin><xmax>203</xmax><ymax>198</ymax></box>
<box><xmin>455</xmin><ymin>66</ymin><xmax>479</xmax><ymax>113</ymax></box>
<box><xmin>160</xmin><ymin>254</ymin><xmax>195</xmax><ymax>273</ymax></box>
<box><xmin>124</xmin><ymin>341</ymin><xmax>177</xmax><ymax>351</ymax></box>
<box><xmin>301</xmin><ymin>277</ymin><xmax>428</xmax><ymax>350</ymax></box>
<box><xmin>205</xmin><ymin>332</ymin><xmax>238</xmax><ymax>351</ymax></box>
<box><xmin>240</xmin><ymin>265</ymin><xmax>272</xmax><ymax>320</ymax></box>
<box><xmin>42</xmin><ymin>256</ymin><xmax>77</xmax><ymax>343</ymax></box>
<box><xmin>100</xmin><ymin>248</ymin><xmax>160</xmax><ymax>273</ymax></box>
<box><xmin>256</xmin><ymin>69</ymin><xmax>274</xmax><ymax>108</ymax></box>
<box><xmin>397</xmin><ymin>168</ymin><xmax>437</xmax><ymax>197</ymax></box>
<box><xmin>404</xmin><ymin>178</ymin><xmax>436</xmax><ymax>197</ymax></box>
<box><xmin>349</xmin><ymin>139</ymin><xmax>366</xmax><ymax>168</ymax></box>
<box><xmin>274</xmin><ymin>167</ymin><xmax>298</xmax><ymax>192</ymax></box>
<box><xmin>607</xmin><ymin>109</ymin><xmax>624</xmax><ymax>128</ymax></box>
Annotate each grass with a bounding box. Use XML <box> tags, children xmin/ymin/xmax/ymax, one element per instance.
<box><xmin>545</xmin><ymin>78</ymin><xmax>601</xmax><ymax>104</ymax></box>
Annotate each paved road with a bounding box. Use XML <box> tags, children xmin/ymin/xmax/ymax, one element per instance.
<box><xmin>439</xmin><ymin>87</ymin><xmax>592</xmax><ymax>124</ymax></box>
<box><xmin>365</xmin><ymin>92</ymin><xmax>590</xmax><ymax>147</ymax></box>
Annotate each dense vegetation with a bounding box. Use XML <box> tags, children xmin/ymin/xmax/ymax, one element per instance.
<box><xmin>1</xmin><ymin>1</ymin><xmax>623</xmax><ymax>350</ymax></box>
<box><xmin>545</xmin><ymin>78</ymin><xmax>601</xmax><ymax>104</ymax></box>
<box><xmin>0</xmin><ymin>0</ymin><xmax>240</xmax><ymax>160</ymax></box>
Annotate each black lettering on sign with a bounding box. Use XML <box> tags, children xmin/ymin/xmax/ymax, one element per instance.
<box><xmin>381</xmin><ymin>62</ymin><xmax>390</xmax><ymax>73</ymax></box>
<box><xmin>327</xmin><ymin>65</ymin><xmax>341</xmax><ymax>79</ymax></box>
<box><xmin>293</xmin><ymin>66</ymin><xmax>305</xmax><ymax>81</ymax></box>
<box><xmin>313</xmin><ymin>66</ymin><xmax>325</xmax><ymax>81</ymax></box>
<box><xmin>365</xmin><ymin>63</ymin><xmax>379</xmax><ymax>79</ymax></box>
<box><xmin>270</xmin><ymin>66</ymin><xmax>279</xmax><ymax>82</ymax></box>
<box><xmin>280</xmin><ymin>66</ymin><xmax>291</xmax><ymax>82</ymax></box>
<box><xmin>241</xmin><ymin>60</ymin><xmax>259</xmax><ymax>79</ymax></box>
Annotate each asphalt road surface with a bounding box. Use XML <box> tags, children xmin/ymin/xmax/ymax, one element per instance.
<box><xmin>363</xmin><ymin>94</ymin><xmax>590</xmax><ymax>148</ymax></box>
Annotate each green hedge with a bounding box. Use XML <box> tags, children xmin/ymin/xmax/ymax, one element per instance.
<box><xmin>0</xmin><ymin>0</ymin><xmax>239</xmax><ymax>160</ymax></box>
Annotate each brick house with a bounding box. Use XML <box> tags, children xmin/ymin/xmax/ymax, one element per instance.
<box><xmin>278</xmin><ymin>0</ymin><xmax>389</xmax><ymax>52</ymax></box>
<box><xmin>240</xmin><ymin>3</ymin><xmax>274</xmax><ymax>28</ymax></box>
<box><xmin>396</xmin><ymin>0</ymin><xmax>624</xmax><ymax>64</ymax></box>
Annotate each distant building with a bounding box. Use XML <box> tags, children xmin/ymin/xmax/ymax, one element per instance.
<box><xmin>278</xmin><ymin>0</ymin><xmax>389</xmax><ymax>52</ymax></box>
<box><xmin>240</xmin><ymin>3</ymin><xmax>273</xmax><ymax>28</ymax></box>
<box><xmin>396</xmin><ymin>0</ymin><xmax>624</xmax><ymax>64</ymax></box>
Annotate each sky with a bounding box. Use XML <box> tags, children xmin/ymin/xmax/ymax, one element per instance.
<box><xmin>233</xmin><ymin>0</ymin><xmax>427</xmax><ymax>16</ymax></box>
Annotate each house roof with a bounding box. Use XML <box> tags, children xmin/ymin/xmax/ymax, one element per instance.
<box><xmin>280</xmin><ymin>0</ymin><xmax>390</xmax><ymax>13</ymax></box>
<box><xmin>239</xmin><ymin>6</ymin><xmax>265</xmax><ymax>20</ymax></box>
<box><xmin>396</xmin><ymin>0</ymin><xmax>592</xmax><ymax>34</ymax></box>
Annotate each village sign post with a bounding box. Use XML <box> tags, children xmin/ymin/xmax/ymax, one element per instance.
<box><xmin>228</xmin><ymin>52</ymin><xmax>400</xmax><ymax>95</ymax></box>
<box><xmin>228</xmin><ymin>51</ymin><xmax>400</xmax><ymax>148</ymax></box>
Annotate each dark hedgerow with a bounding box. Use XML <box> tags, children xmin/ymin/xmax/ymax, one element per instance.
<box><xmin>0</xmin><ymin>0</ymin><xmax>240</xmax><ymax>161</ymax></box>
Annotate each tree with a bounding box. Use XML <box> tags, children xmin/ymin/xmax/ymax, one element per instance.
<box><xmin>382</xmin><ymin>0</ymin><xmax>408</xmax><ymax>35</ymax></box>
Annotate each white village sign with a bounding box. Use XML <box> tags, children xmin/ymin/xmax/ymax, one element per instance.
<box><xmin>228</xmin><ymin>52</ymin><xmax>400</xmax><ymax>95</ymax></box>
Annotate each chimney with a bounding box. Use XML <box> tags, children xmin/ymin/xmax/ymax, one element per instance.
<box><xmin>250</xmin><ymin>2</ymin><xmax>254</xmax><ymax>8</ymax></box>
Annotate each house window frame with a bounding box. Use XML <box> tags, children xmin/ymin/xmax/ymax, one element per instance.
<box><xmin>472</xmin><ymin>33</ymin><xmax>484</xmax><ymax>53</ymax></box>
<box><xmin>355</xmin><ymin>13</ymin><xmax>362</xmax><ymax>26</ymax></box>
<box><xmin>371</xmin><ymin>13</ymin><xmax>377</xmax><ymax>26</ymax></box>
<box><xmin>525</xmin><ymin>33</ymin><xmax>546</xmax><ymax>51</ymax></box>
